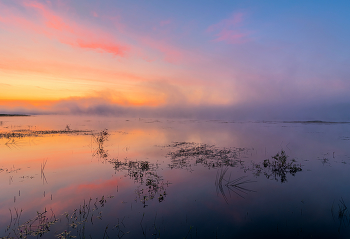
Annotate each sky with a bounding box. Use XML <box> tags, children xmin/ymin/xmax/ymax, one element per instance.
<box><xmin>0</xmin><ymin>0</ymin><xmax>350</xmax><ymax>120</ymax></box>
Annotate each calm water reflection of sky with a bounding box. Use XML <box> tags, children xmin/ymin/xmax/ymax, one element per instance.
<box><xmin>1</xmin><ymin>115</ymin><xmax>350</xmax><ymax>238</ymax></box>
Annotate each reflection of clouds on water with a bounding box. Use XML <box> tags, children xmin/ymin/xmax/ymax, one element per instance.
<box><xmin>1</xmin><ymin>117</ymin><xmax>350</xmax><ymax>238</ymax></box>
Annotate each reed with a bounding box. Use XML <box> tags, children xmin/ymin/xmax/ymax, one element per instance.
<box><xmin>215</xmin><ymin>167</ymin><xmax>256</xmax><ymax>202</ymax></box>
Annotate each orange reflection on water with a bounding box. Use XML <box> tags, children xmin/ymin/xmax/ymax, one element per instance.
<box><xmin>0</xmin><ymin>117</ymin><xmax>172</xmax><ymax>228</ymax></box>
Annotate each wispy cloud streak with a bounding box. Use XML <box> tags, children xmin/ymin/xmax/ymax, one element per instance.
<box><xmin>207</xmin><ymin>12</ymin><xmax>251</xmax><ymax>44</ymax></box>
<box><xmin>0</xmin><ymin>1</ymin><xmax>129</xmax><ymax>56</ymax></box>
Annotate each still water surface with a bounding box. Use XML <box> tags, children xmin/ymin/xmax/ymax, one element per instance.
<box><xmin>1</xmin><ymin>115</ymin><xmax>350</xmax><ymax>238</ymax></box>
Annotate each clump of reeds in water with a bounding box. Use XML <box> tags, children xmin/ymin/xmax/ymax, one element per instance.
<box><xmin>0</xmin><ymin>127</ymin><xmax>93</xmax><ymax>139</ymax></box>
<box><xmin>331</xmin><ymin>197</ymin><xmax>350</xmax><ymax>231</ymax></box>
<box><xmin>2</xmin><ymin>195</ymin><xmax>115</xmax><ymax>239</ymax></box>
<box><xmin>109</xmin><ymin>158</ymin><xmax>168</xmax><ymax>206</ymax></box>
<box><xmin>215</xmin><ymin>167</ymin><xmax>256</xmax><ymax>202</ymax></box>
<box><xmin>92</xmin><ymin>129</ymin><xmax>109</xmax><ymax>159</ymax></box>
<box><xmin>249</xmin><ymin>150</ymin><xmax>302</xmax><ymax>183</ymax></box>
<box><xmin>2</xmin><ymin>208</ymin><xmax>58</xmax><ymax>239</ymax></box>
<box><xmin>166</xmin><ymin>142</ymin><xmax>250</xmax><ymax>170</ymax></box>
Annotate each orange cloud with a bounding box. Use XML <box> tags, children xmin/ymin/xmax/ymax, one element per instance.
<box><xmin>0</xmin><ymin>99</ymin><xmax>55</xmax><ymax>108</ymax></box>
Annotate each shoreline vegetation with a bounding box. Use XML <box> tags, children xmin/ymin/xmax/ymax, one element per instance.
<box><xmin>0</xmin><ymin>113</ymin><xmax>349</xmax><ymax>124</ymax></box>
<box><xmin>0</xmin><ymin>128</ymin><xmax>93</xmax><ymax>139</ymax></box>
<box><xmin>0</xmin><ymin>114</ymin><xmax>30</xmax><ymax>117</ymax></box>
<box><xmin>282</xmin><ymin>120</ymin><xmax>350</xmax><ymax>124</ymax></box>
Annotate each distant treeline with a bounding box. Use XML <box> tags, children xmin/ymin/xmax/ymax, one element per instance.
<box><xmin>0</xmin><ymin>114</ymin><xmax>30</xmax><ymax>117</ymax></box>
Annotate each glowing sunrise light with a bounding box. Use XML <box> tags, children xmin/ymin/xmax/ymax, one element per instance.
<box><xmin>0</xmin><ymin>0</ymin><xmax>349</xmax><ymax>119</ymax></box>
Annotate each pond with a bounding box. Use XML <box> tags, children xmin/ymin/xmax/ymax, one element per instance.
<box><xmin>1</xmin><ymin>115</ymin><xmax>350</xmax><ymax>238</ymax></box>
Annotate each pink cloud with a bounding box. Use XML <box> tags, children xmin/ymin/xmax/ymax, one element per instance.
<box><xmin>92</xmin><ymin>11</ymin><xmax>98</xmax><ymax>17</ymax></box>
<box><xmin>0</xmin><ymin>1</ymin><xmax>195</xmax><ymax>64</ymax></box>
<box><xmin>0</xmin><ymin>1</ymin><xmax>129</xmax><ymax>56</ymax></box>
<box><xmin>160</xmin><ymin>19</ymin><xmax>171</xmax><ymax>27</ymax></box>
<box><xmin>207</xmin><ymin>12</ymin><xmax>251</xmax><ymax>44</ymax></box>
<box><xmin>207</xmin><ymin>12</ymin><xmax>244</xmax><ymax>32</ymax></box>
<box><xmin>23</xmin><ymin>1</ymin><xmax>71</xmax><ymax>31</ymax></box>
<box><xmin>73</xmin><ymin>39</ymin><xmax>129</xmax><ymax>56</ymax></box>
<box><xmin>214</xmin><ymin>30</ymin><xmax>249</xmax><ymax>44</ymax></box>
<box><xmin>140</xmin><ymin>37</ymin><xmax>184</xmax><ymax>63</ymax></box>
<box><xmin>103</xmin><ymin>15</ymin><xmax>126</xmax><ymax>33</ymax></box>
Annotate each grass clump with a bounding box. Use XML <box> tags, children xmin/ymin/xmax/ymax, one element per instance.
<box><xmin>261</xmin><ymin>150</ymin><xmax>302</xmax><ymax>183</ymax></box>
<box><xmin>109</xmin><ymin>158</ymin><xmax>168</xmax><ymax>206</ymax></box>
<box><xmin>167</xmin><ymin>142</ymin><xmax>249</xmax><ymax>170</ymax></box>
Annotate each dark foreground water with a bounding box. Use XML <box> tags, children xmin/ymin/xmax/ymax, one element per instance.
<box><xmin>1</xmin><ymin>115</ymin><xmax>350</xmax><ymax>238</ymax></box>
